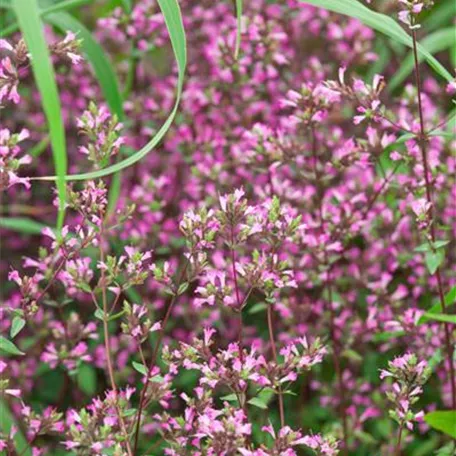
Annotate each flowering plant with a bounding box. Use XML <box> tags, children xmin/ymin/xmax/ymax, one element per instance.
<box><xmin>0</xmin><ymin>0</ymin><xmax>455</xmax><ymax>455</ymax></box>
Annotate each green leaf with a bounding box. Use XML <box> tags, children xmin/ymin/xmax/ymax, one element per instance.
<box><xmin>12</xmin><ymin>0</ymin><xmax>67</xmax><ymax>229</ymax></box>
<box><xmin>424</xmin><ymin>410</ymin><xmax>456</xmax><ymax>438</ymax></box>
<box><xmin>371</xmin><ymin>331</ymin><xmax>405</xmax><ymax>342</ymax></box>
<box><xmin>433</xmin><ymin>240</ymin><xmax>451</xmax><ymax>249</ymax></box>
<box><xmin>248</xmin><ymin>397</ymin><xmax>268</xmax><ymax>410</ymax></box>
<box><xmin>0</xmin><ymin>399</ymin><xmax>32</xmax><ymax>456</ymax></box>
<box><xmin>132</xmin><ymin>361</ymin><xmax>148</xmax><ymax>376</ymax></box>
<box><xmin>421</xmin><ymin>312</ymin><xmax>456</xmax><ymax>325</ymax></box>
<box><xmin>342</xmin><ymin>348</ymin><xmax>363</xmax><ymax>362</ymax></box>
<box><xmin>0</xmin><ymin>217</ymin><xmax>49</xmax><ymax>234</ymax></box>
<box><xmin>425</xmin><ymin>249</ymin><xmax>445</xmax><ymax>274</ymax></box>
<box><xmin>1</xmin><ymin>0</ymin><xmax>92</xmax><ymax>36</ymax></box>
<box><xmin>10</xmin><ymin>317</ymin><xmax>25</xmax><ymax>339</ymax></box>
<box><xmin>45</xmin><ymin>12</ymin><xmax>124</xmax><ymax>121</ymax></box>
<box><xmin>414</xmin><ymin>242</ymin><xmax>431</xmax><ymax>252</ymax></box>
<box><xmin>177</xmin><ymin>282</ymin><xmax>189</xmax><ymax>295</ymax></box>
<box><xmin>0</xmin><ymin>335</ymin><xmax>24</xmax><ymax>355</ymax></box>
<box><xmin>36</xmin><ymin>0</ymin><xmax>187</xmax><ymax>182</ymax></box>
<box><xmin>418</xmin><ymin>286</ymin><xmax>456</xmax><ymax>325</ymax></box>
<box><xmin>248</xmin><ymin>302</ymin><xmax>267</xmax><ymax>314</ymax></box>
<box><xmin>389</xmin><ymin>28</ymin><xmax>456</xmax><ymax>91</ymax></box>
<box><xmin>424</xmin><ymin>0</ymin><xmax>456</xmax><ymax>31</ymax></box>
<box><xmin>298</xmin><ymin>0</ymin><xmax>452</xmax><ymax>83</ymax></box>
<box><xmin>77</xmin><ymin>363</ymin><xmax>97</xmax><ymax>396</ymax></box>
<box><xmin>220</xmin><ymin>393</ymin><xmax>239</xmax><ymax>402</ymax></box>
<box><xmin>234</xmin><ymin>0</ymin><xmax>242</xmax><ymax>59</ymax></box>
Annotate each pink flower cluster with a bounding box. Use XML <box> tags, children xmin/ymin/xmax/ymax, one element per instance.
<box><xmin>0</xmin><ymin>0</ymin><xmax>455</xmax><ymax>454</ymax></box>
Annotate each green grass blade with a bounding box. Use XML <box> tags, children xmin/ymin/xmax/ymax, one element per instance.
<box><xmin>234</xmin><ymin>0</ymin><xmax>243</xmax><ymax>59</ymax></box>
<box><xmin>389</xmin><ymin>28</ymin><xmax>455</xmax><ymax>91</ymax></box>
<box><xmin>36</xmin><ymin>0</ymin><xmax>187</xmax><ymax>182</ymax></box>
<box><xmin>298</xmin><ymin>0</ymin><xmax>452</xmax><ymax>83</ymax></box>
<box><xmin>0</xmin><ymin>217</ymin><xmax>49</xmax><ymax>234</ymax></box>
<box><xmin>424</xmin><ymin>0</ymin><xmax>456</xmax><ymax>31</ymax></box>
<box><xmin>1</xmin><ymin>0</ymin><xmax>91</xmax><ymax>37</ymax></box>
<box><xmin>45</xmin><ymin>8</ymin><xmax>126</xmax><ymax>213</ymax></box>
<box><xmin>45</xmin><ymin>11</ymin><xmax>124</xmax><ymax>120</ymax></box>
<box><xmin>12</xmin><ymin>0</ymin><xmax>67</xmax><ymax>230</ymax></box>
<box><xmin>0</xmin><ymin>399</ymin><xmax>32</xmax><ymax>456</ymax></box>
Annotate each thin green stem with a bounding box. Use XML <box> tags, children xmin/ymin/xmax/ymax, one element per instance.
<box><xmin>411</xmin><ymin>28</ymin><xmax>456</xmax><ymax>410</ymax></box>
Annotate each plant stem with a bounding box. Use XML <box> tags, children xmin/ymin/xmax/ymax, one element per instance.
<box><xmin>310</xmin><ymin>126</ymin><xmax>349</xmax><ymax>452</ymax></box>
<box><xmin>230</xmin><ymin>226</ymin><xmax>244</xmax><ymax>362</ymax></box>
<box><xmin>132</xmin><ymin>257</ymin><xmax>191</xmax><ymax>454</ymax></box>
<box><xmin>411</xmin><ymin>29</ymin><xmax>456</xmax><ymax>410</ymax></box>
<box><xmin>99</xmin><ymin>226</ymin><xmax>133</xmax><ymax>456</ymax></box>
<box><xmin>394</xmin><ymin>424</ymin><xmax>403</xmax><ymax>456</ymax></box>
<box><xmin>267</xmin><ymin>303</ymin><xmax>285</xmax><ymax>427</ymax></box>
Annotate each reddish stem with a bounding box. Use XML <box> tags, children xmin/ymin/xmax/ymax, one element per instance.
<box><xmin>267</xmin><ymin>304</ymin><xmax>285</xmax><ymax>427</ymax></box>
<box><xmin>132</xmin><ymin>257</ymin><xmax>191</xmax><ymax>454</ymax></box>
<box><xmin>310</xmin><ymin>126</ymin><xmax>349</xmax><ymax>452</ymax></box>
<box><xmin>411</xmin><ymin>29</ymin><xmax>456</xmax><ymax>409</ymax></box>
<box><xmin>99</xmin><ymin>226</ymin><xmax>133</xmax><ymax>456</ymax></box>
<box><xmin>394</xmin><ymin>424</ymin><xmax>404</xmax><ymax>456</ymax></box>
<box><xmin>230</xmin><ymin>226</ymin><xmax>244</xmax><ymax>362</ymax></box>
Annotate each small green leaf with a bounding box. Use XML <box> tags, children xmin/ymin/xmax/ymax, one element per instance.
<box><xmin>132</xmin><ymin>361</ymin><xmax>148</xmax><ymax>376</ymax></box>
<box><xmin>342</xmin><ymin>349</ymin><xmax>363</xmax><ymax>363</ymax></box>
<box><xmin>415</xmin><ymin>242</ymin><xmax>431</xmax><ymax>252</ymax></box>
<box><xmin>248</xmin><ymin>397</ymin><xmax>268</xmax><ymax>410</ymax></box>
<box><xmin>433</xmin><ymin>240</ymin><xmax>450</xmax><ymax>249</ymax></box>
<box><xmin>371</xmin><ymin>331</ymin><xmax>405</xmax><ymax>342</ymax></box>
<box><xmin>425</xmin><ymin>249</ymin><xmax>445</xmax><ymax>274</ymax></box>
<box><xmin>77</xmin><ymin>363</ymin><xmax>97</xmax><ymax>396</ymax></box>
<box><xmin>0</xmin><ymin>335</ymin><xmax>24</xmax><ymax>355</ymax></box>
<box><xmin>177</xmin><ymin>282</ymin><xmax>189</xmax><ymax>295</ymax></box>
<box><xmin>220</xmin><ymin>393</ymin><xmax>239</xmax><ymax>402</ymax></box>
<box><xmin>10</xmin><ymin>317</ymin><xmax>25</xmax><ymax>339</ymax></box>
<box><xmin>248</xmin><ymin>302</ymin><xmax>267</xmax><ymax>314</ymax></box>
<box><xmin>424</xmin><ymin>410</ymin><xmax>456</xmax><ymax>438</ymax></box>
<box><xmin>94</xmin><ymin>308</ymin><xmax>105</xmax><ymax>321</ymax></box>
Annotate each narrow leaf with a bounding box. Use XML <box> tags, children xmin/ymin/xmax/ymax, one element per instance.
<box><xmin>12</xmin><ymin>0</ymin><xmax>67</xmax><ymax>229</ymax></box>
<box><xmin>298</xmin><ymin>0</ymin><xmax>452</xmax><ymax>83</ymax></box>
<box><xmin>35</xmin><ymin>0</ymin><xmax>187</xmax><ymax>182</ymax></box>
<box><xmin>0</xmin><ymin>217</ymin><xmax>49</xmax><ymax>235</ymax></box>
<box><xmin>234</xmin><ymin>0</ymin><xmax>242</xmax><ymax>59</ymax></box>
<box><xmin>421</xmin><ymin>313</ymin><xmax>456</xmax><ymax>325</ymax></box>
<box><xmin>389</xmin><ymin>28</ymin><xmax>455</xmax><ymax>91</ymax></box>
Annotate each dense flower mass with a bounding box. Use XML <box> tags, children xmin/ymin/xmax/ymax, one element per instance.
<box><xmin>0</xmin><ymin>0</ymin><xmax>455</xmax><ymax>455</ymax></box>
